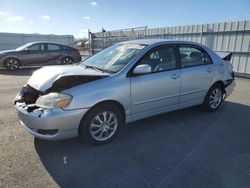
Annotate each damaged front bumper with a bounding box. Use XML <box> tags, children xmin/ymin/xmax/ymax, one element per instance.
<box><xmin>15</xmin><ymin>102</ymin><xmax>88</xmax><ymax>140</ymax></box>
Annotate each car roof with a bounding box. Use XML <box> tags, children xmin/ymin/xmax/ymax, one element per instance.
<box><xmin>121</xmin><ymin>39</ymin><xmax>204</xmax><ymax>46</ymax></box>
<box><xmin>120</xmin><ymin>39</ymin><xmax>219</xmax><ymax>61</ymax></box>
<box><xmin>26</xmin><ymin>41</ymin><xmax>66</xmax><ymax>46</ymax></box>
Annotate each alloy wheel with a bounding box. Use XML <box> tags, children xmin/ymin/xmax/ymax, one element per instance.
<box><xmin>62</xmin><ymin>57</ymin><xmax>73</xmax><ymax>64</ymax></box>
<box><xmin>6</xmin><ymin>59</ymin><xmax>19</xmax><ymax>70</ymax></box>
<box><xmin>89</xmin><ymin>111</ymin><xmax>118</xmax><ymax>141</ymax></box>
<box><xmin>209</xmin><ymin>88</ymin><xmax>222</xmax><ymax>109</ymax></box>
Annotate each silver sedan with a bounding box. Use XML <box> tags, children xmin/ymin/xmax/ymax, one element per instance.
<box><xmin>14</xmin><ymin>39</ymin><xmax>235</xmax><ymax>144</ymax></box>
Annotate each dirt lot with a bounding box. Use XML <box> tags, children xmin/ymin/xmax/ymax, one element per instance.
<box><xmin>0</xmin><ymin>68</ymin><xmax>250</xmax><ymax>188</ymax></box>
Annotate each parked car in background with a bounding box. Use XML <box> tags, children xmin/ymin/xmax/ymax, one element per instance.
<box><xmin>0</xmin><ymin>42</ymin><xmax>81</xmax><ymax>70</ymax></box>
<box><xmin>14</xmin><ymin>39</ymin><xmax>235</xmax><ymax>144</ymax></box>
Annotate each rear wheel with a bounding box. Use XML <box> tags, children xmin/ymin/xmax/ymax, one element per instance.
<box><xmin>4</xmin><ymin>58</ymin><xmax>20</xmax><ymax>70</ymax></box>
<box><xmin>79</xmin><ymin>104</ymin><xmax>124</xmax><ymax>144</ymax></box>
<box><xmin>61</xmin><ymin>56</ymin><xmax>74</xmax><ymax>64</ymax></box>
<box><xmin>202</xmin><ymin>84</ymin><xmax>223</xmax><ymax>111</ymax></box>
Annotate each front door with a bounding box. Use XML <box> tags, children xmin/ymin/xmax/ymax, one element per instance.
<box><xmin>20</xmin><ymin>43</ymin><xmax>47</xmax><ymax>66</ymax></box>
<box><xmin>130</xmin><ymin>45</ymin><xmax>181</xmax><ymax>120</ymax></box>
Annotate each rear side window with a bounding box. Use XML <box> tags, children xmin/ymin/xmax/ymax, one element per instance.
<box><xmin>47</xmin><ymin>44</ymin><xmax>61</xmax><ymax>51</ymax></box>
<box><xmin>139</xmin><ymin>46</ymin><xmax>177</xmax><ymax>72</ymax></box>
<box><xmin>179</xmin><ymin>46</ymin><xmax>212</xmax><ymax>68</ymax></box>
<box><xmin>63</xmin><ymin>46</ymin><xmax>71</xmax><ymax>50</ymax></box>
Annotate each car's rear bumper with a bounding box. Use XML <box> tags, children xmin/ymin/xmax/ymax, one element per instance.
<box><xmin>225</xmin><ymin>80</ymin><xmax>235</xmax><ymax>98</ymax></box>
<box><xmin>74</xmin><ymin>54</ymin><xmax>82</xmax><ymax>63</ymax></box>
<box><xmin>15</xmin><ymin>102</ymin><xmax>89</xmax><ymax>140</ymax></box>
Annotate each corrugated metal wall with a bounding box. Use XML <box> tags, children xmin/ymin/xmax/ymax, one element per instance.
<box><xmin>0</xmin><ymin>32</ymin><xmax>74</xmax><ymax>51</ymax></box>
<box><xmin>91</xmin><ymin>20</ymin><xmax>250</xmax><ymax>77</ymax></box>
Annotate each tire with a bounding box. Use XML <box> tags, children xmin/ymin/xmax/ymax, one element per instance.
<box><xmin>202</xmin><ymin>84</ymin><xmax>224</xmax><ymax>111</ymax></box>
<box><xmin>61</xmin><ymin>56</ymin><xmax>74</xmax><ymax>64</ymax></box>
<box><xmin>4</xmin><ymin>58</ymin><xmax>20</xmax><ymax>70</ymax></box>
<box><xmin>79</xmin><ymin>103</ymin><xmax>124</xmax><ymax>145</ymax></box>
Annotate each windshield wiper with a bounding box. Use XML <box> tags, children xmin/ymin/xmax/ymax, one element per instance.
<box><xmin>84</xmin><ymin>65</ymin><xmax>114</xmax><ymax>74</ymax></box>
<box><xmin>85</xmin><ymin>65</ymin><xmax>103</xmax><ymax>72</ymax></box>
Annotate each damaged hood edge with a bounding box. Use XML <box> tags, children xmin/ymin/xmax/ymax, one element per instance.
<box><xmin>27</xmin><ymin>65</ymin><xmax>109</xmax><ymax>92</ymax></box>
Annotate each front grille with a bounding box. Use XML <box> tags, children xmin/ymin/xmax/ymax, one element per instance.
<box><xmin>37</xmin><ymin>129</ymin><xmax>58</xmax><ymax>135</ymax></box>
<box><xmin>20</xmin><ymin>85</ymin><xmax>43</xmax><ymax>104</ymax></box>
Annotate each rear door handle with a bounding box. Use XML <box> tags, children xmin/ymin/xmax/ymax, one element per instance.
<box><xmin>171</xmin><ymin>74</ymin><xmax>180</xmax><ymax>79</ymax></box>
<box><xmin>207</xmin><ymin>68</ymin><xmax>213</xmax><ymax>73</ymax></box>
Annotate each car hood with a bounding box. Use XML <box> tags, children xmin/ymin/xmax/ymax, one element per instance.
<box><xmin>0</xmin><ymin>49</ymin><xmax>15</xmax><ymax>55</ymax></box>
<box><xmin>27</xmin><ymin>65</ymin><xmax>110</xmax><ymax>92</ymax></box>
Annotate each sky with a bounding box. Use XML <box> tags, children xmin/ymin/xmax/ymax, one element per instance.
<box><xmin>0</xmin><ymin>0</ymin><xmax>250</xmax><ymax>39</ymax></box>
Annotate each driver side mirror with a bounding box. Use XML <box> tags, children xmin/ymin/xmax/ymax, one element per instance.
<box><xmin>133</xmin><ymin>64</ymin><xmax>152</xmax><ymax>75</ymax></box>
<box><xmin>24</xmin><ymin>48</ymin><xmax>30</xmax><ymax>52</ymax></box>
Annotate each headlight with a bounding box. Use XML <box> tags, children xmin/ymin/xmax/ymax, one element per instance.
<box><xmin>36</xmin><ymin>93</ymin><xmax>72</xmax><ymax>109</ymax></box>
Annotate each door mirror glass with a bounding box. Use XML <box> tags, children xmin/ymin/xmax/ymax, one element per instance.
<box><xmin>24</xmin><ymin>48</ymin><xmax>30</xmax><ymax>52</ymax></box>
<box><xmin>133</xmin><ymin>64</ymin><xmax>152</xmax><ymax>75</ymax></box>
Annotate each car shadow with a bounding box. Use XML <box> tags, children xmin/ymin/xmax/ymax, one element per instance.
<box><xmin>34</xmin><ymin>101</ymin><xmax>250</xmax><ymax>188</ymax></box>
<box><xmin>0</xmin><ymin>67</ymin><xmax>39</xmax><ymax>76</ymax></box>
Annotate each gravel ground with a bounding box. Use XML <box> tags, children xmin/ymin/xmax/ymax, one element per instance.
<box><xmin>0</xmin><ymin>68</ymin><xmax>250</xmax><ymax>188</ymax></box>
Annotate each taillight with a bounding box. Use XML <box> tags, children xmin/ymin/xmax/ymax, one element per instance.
<box><xmin>74</xmin><ymin>48</ymin><xmax>80</xmax><ymax>54</ymax></box>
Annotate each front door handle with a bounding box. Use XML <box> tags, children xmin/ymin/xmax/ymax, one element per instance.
<box><xmin>171</xmin><ymin>74</ymin><xmax>180</xmax><ymax>79</ymax></box>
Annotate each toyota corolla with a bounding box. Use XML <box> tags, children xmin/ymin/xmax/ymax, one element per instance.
<box><xmin>14</xmin><ymin>39</ymin><xmax>235</xmax><ymax>144</ymax></box>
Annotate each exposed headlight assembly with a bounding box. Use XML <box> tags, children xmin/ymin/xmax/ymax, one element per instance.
<box><xmin>36</xmin><ymin>93</ymin><xmax>72</xmax><ymax>109</ymax></box>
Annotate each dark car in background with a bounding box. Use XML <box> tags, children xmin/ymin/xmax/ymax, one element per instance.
<box><xmin>0</xmin><ymin>42</ymin><xmax>82</xmax><ymax>70</ymax></box>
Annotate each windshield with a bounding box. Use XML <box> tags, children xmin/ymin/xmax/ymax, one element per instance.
<box><xmin>82</xmin><ymin>43</ymin><xmax>146</xmax><ymax>73</ymax></box>
<box><xmin>15</xmin><ymin>43</ymin><xmax>33</xmax><ymax>51</ymax></box>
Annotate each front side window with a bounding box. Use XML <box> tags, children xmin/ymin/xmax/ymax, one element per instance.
<box><xmin>179</xmin><ymin>46</ymin><xmax>212</xmax><ymax>68</ymax></box>
<box><xmin>82</xmin><ymin>43</ymin><xmax>146</xmax><ymax>73</ymax></box>
<box><xmin>28</xmin><ymin>44</ymin><xmax>41</xmax><ymax>51</ymax></box>
<box><xmin>139</xmin><ymin>46</ymin><xmax>177</xmax><ymax>72</ymax></box>
<box><xmin>15</xmin><ymin>43</ymin><xmax>33</xmax><ymax>51</ymax></box>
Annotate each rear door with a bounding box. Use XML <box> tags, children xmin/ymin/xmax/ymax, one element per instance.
<box><xmin>178</xmin><ymin>45</ymin><xmax>215</xmax><ymax>108</ymax></box>
<box><xmin>45</xmin><ymin>43</ymin><xmax>62</xmax><ymax>65</ymax></box>
<box><xmin>130</xmin><ymin>45</ymin><xmax>181</xmax><ymax>119</ymax></box>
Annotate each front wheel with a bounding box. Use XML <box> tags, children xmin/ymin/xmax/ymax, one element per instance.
<box><xmin>79</xmin><ymin>104</ymin><xmax>124</xmax><ymax>144</ymax></box>
<box><xmin>4</xmin><ymin>58</ymin><xmax>20</xmax><ymax>70</ymax></box>
<box><xmin>202</xmin><ymin>84</ymin><xmax>223</xmax><ymax>111</ymax></box>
